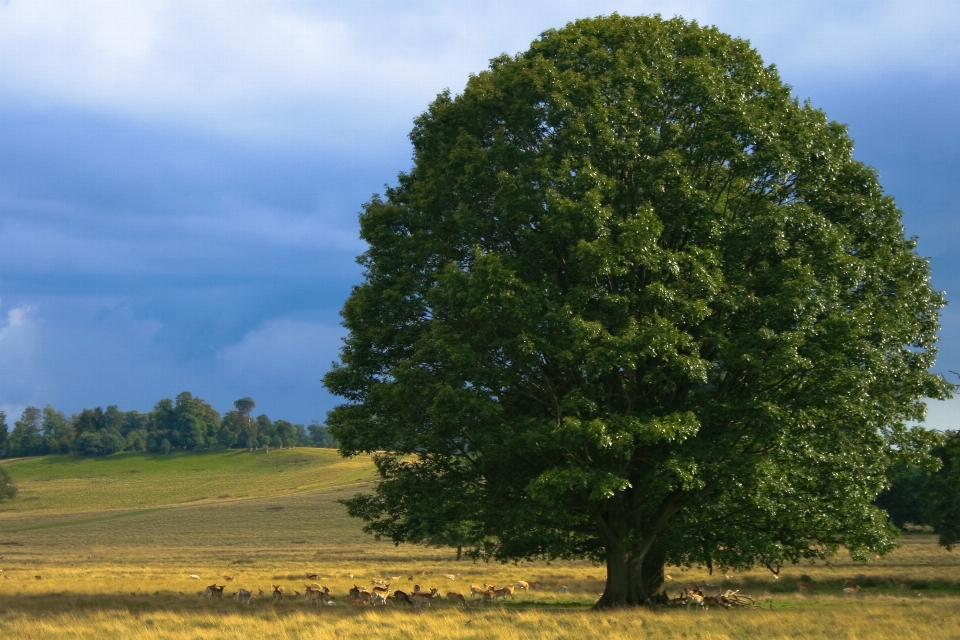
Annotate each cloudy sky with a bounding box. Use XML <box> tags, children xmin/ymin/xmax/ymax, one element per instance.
<box><xmin>1</xmin><ymin>0</ymin><xmax>959</xmax><ymax>428</ymax></box>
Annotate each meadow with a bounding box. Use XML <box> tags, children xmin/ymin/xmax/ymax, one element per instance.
<box><xmin>2</xmin><ymin>449</ymin><xmax>960</xmax><ymax>638</ymax></box>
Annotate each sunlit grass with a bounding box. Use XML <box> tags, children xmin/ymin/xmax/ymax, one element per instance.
<box><xmin>1</xmin><ymin>450</ymin><xmax>959</xmax><ymax>637</ymax></box>
<box><xmin>0</xmin><ymin>448</ymin><xmax>372</xmax><ymax>513</ymax></box>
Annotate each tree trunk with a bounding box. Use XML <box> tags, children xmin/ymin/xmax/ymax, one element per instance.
<box><xmin>595</xmin><ymin>540</ymin><xmax>667</xmax><ymax>608</ymax></box>
<box><xmin>456</xmin><ymin>545</ymin><xmax>462</xmax><ymax>561</ymax></box>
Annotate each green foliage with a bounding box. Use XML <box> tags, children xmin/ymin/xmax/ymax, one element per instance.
<box><xmin>876</xmin><ymin>464</ymin><xmax>931</xmax><ymax>530</ymax></box>
<box><xmin>307</xmin><ymin>422</ymin><xmax>338</xmax><ymax>448</ymax></box>
<box><xmin>0</xmin><ymin>464</ymin><xmax>16</xmax><ymax>501</ymax></box>
<box><xmin>0</xmin><ymin>411</ymin><xmax>8</xmax><ymax>457</ymax></box>
<box><xmin>0</xmin><ymin>395</ymin><xmax>313</xmax><ymax>460</ymax></box>
<box><xmin>9</xmin><ymin>406</ymin><xmax>43</xmax><ymax>457</ymax></box>
<box><xmin>42</xmin><ymin>405</ymin><xmax>75</xmax><ymax>454</ymax></box>
<box><xmin>325</xmin><ymin>14</ymin><xmax>952</xmax><ymax>606</ymax></box>
<box><xmin>927</xmin><ymin>431</ymin><xmax>960</xmax><ymax>549</ymax></box>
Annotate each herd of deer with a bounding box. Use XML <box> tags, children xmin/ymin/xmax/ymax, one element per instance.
<box><xmin>194</xmin><ymin>573</ymin><xmax>546</xmax><ymax>609</ymax></box>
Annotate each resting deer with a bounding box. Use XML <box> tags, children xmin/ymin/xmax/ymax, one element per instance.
<box><xmin>843</xmin><ymin>585</ymin><xmax>861</xmax><ymax>597</ymax></box>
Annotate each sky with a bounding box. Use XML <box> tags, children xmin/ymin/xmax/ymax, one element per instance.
<box><xmin>1</xmin><ymin>0</ymin><xmax>959</xmax><ymax>428</ymax></box>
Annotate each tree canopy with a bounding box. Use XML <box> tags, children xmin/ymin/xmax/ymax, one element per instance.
<box><xmin>324</xmin><ymin>14</ymin><xmax>951</xmax><ymax>606</ymax></box>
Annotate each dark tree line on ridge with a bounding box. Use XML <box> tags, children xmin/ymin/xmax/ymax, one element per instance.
<box><xmin>0</xmin><ymin>393</ymin><xmax>336</xmax><ymax>459</ymax></box>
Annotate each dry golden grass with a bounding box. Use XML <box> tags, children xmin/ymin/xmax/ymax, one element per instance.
<box><xmin>2</xmin><ymin>450</ymin><xmax>960</xmax><ymax>638</ymax></box>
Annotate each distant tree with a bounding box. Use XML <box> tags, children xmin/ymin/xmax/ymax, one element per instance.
<box><xmin>0</xmin><ymin>411</ymin><xmax>8</xmax><ymax>458</ymax></box>
<box><xmin>160</xmin><ymin>438</ymin><xmax>172</xmax><ymax>455</ymax></box>
<box><xmin>73</xmin><ymin>407</ymin><xmax>105</xmax><ymax>437</ymax></box>
<box><xmin>307</xmin><ymin>422</ymin><xmax>338</xmax><ymax>448</ymax></box>
<box><xmin>273</xmin><ymin>420</ymin><xmax>298</xmax><ymax>448</ymax></box>
<box><xmin>76</xmin><ymin>429</ymin><xmax>125</xmax><ymax>457</ymax></box>
<box><xmin>255</xmin><ymin>414</ymin><xmax>274</xmax><ymax>449</ymax></box>
<box><xmin>123</xmin><ymin>411</ymin><xmax>149</xmax><ymax>452</ymax></box>
<box><xmin>0</xmin><ymin>466</ymin><xmax>17</xmax><ymax>502</ymax></box>
<box><xmin>173</xmin><ymin>392</ymin><xmax>220</xmax><ymax>450</ymax></box>
<box><xmin>126</xmin><ymin>428</ymin><xmax>148</xmax><ymax>452</ymax></box>
<box><xmin>8</xmin><ymin>406</ymin><xmax>43</xmax><ymax>457</ymax></box>
<box><xmin>148</xmin><ymin>398</ymin><xmax>176</xmax><ymax>452</ymax></box>
<box><xmin>926</xmin><ymin>431</ymin><xmax>960</xmax><ymax>549</ymax></box>
<box><xmin>234</xmin><ymin>398</ymin><xmax>258</xmax><ymax>450</ymax></box>
<box><xmin>293</xmin><ymin>423</ymin><xmax>311</xmax><ymax>447</ymax></box>
<box><xmin>71</xmin><ymin>407</ymin><xmax>123</xmax><ymax>456</ymax></box>
<box><xmin>218</xmin><ymin>410</ymin><xmax>242</xmax><ymax>448</ymax></box>
<box><xmin>876</xmin><ymin>464</ymin><xmax>930</xmax><ymax>530</ymax></box>
<box><xmin>41</xmin><ymin>406</ymin><xmax>75</xmax><ymax>454</ymax></box>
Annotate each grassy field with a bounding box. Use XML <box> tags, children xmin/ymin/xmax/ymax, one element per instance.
<box><xmin>2</xmin><ymin>449</ymin><xmax>960</xmax><ymax>638</ymax></box>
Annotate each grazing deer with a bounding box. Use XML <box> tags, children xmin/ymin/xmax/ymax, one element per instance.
<box><xmin>306</xmin><ymin>573</ymin><xmax>319</xmax><ymax>580</ymax></box>
<box><xmin>410</xmin><ymin>588</ymin><xmax>440</xmax><ymax>610</ymax></box>
<box><xmin>202</xmin><ymin>584</ymin><xmax>225</xmax><ymax>601</ymax></box>
<box><xmin>469</xmin><ymin>584</ymin><xmax>486</xmax><ymax>598</ymax></box>
<box><xmin>494</xmin><ymin>585</ymin><xmax>515</xmax><ymax>600</ymax></box>
<box><xmin>234</xmin><ymin>588</ymin><xmax>253</xmax><ymax>605</ymax></box>
<box><xmin>515</xmin><ymin>580</ymin><xmax>529</xmax><ymax>591</ymax></box>
<box><xmin>797</xmin><ymin>581</ymin><xmax>813</xmax><ymax>594</ymax></box>
<box><xmin>446</xmin><ymin>591</ymin><xmax>467</xmax><ymax>606</ymax></box>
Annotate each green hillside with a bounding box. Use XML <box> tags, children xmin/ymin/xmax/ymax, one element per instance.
<box><xmin>0</xmin><ymin>448</ymin><xmax>374</xmax><ymax>513</ymax></box>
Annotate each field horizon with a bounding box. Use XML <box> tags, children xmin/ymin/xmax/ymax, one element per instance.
<box><xmin>2</xmin><ymin>449</ymin><xmax>960</xmax><ymax>638</ymax></box>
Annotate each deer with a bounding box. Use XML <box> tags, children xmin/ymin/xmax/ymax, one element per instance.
<box><xmin>797</xmin><ymin>581</ymin><xmax>813</xmax><ymax>594</ymax></box>
<box><xmin>494</xmin><ymin>585</ymin><xmax>515</xmax><ymax>600</ymax></box>
<box><xmin>202</xmin><ymin>584</ymin><xmax>225</xmax><ymax>601</ymax></box>
<box><xmin>411</xmin><ymin>587</ymin><xmax>440</xmax><ymax>610</ymax></box>
<box><xmin>843</xmin><ymin>585</ymin><xmax>861</xmax><ymax>597</ymax></box>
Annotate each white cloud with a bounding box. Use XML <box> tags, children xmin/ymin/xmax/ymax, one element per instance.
<box><xmin>217</xmin><ymin>316</ymin><xmax>344</xmax><ymax>388</ymax></box>
<box><xmin>2</xmin><ymin>1</ymin><xmax>957</xmax><ymax>144</ymax></box>
<box><xmin>0</xmin><ymin>302</ymin><xmax>44</xmax><ymax>406</ymax></box>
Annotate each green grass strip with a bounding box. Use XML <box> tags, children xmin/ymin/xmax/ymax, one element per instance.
<box><xmin>0</xmin><ymin>508</ymin><xmax>164</xmax><ymax>533</ymax></box>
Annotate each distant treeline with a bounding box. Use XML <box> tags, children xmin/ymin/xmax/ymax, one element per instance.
<box><xmin>876</xmin><ymin>430</ymin><xmax>960</xmax><ymax>549</ymax></box>
<box><xmin>0</xmin><ymin>393</ymin><xmax>336</xmax><ymax>459</ymax></box>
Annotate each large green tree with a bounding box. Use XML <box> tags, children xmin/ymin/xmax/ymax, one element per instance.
<box><xmin>324</xmin><ymin>15</ymin><xmax>951</xmax><ymax>606</ymax></box>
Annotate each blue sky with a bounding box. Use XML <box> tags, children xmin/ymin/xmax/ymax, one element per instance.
<box><xmin>1</xmin><ymin>0</ymin><xmax>959</xmax><ymax>428</ymax></box>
